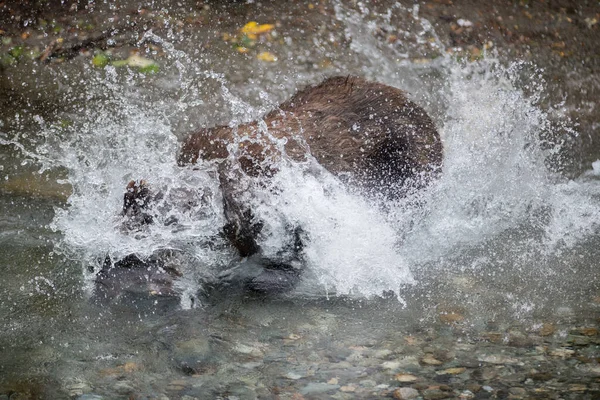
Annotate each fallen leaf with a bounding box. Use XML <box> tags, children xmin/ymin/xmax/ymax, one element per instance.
<box><xmin>241</xmin><ymin>21</ymin><xmax>275</xmax><ymax>35</ymax></box>
<box><xmin>257</xmin><ymin>51</ymin><xmax>277</xmax><ymax>62</ymax></box>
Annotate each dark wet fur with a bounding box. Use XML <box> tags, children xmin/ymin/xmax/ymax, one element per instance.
<box><xmin>115</xmin><ymin>76</ymin><xmax>443</xmax><ymax>296</ymax></box>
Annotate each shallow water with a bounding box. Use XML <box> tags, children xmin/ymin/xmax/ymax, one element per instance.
<box><xmin>1</xmin><ymin>1</ymin><xmax>599</xmax><ymax>399</ymax></box>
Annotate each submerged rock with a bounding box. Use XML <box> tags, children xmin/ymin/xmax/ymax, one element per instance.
<box><xmin>393</xmin><ymin>387</ymin><xmax>420</xmax><ymax>399</ymax></box>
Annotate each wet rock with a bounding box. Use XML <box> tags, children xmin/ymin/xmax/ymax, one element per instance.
<box><xmin>394</xmin><ymin>374</ymin><xmax>418</xmax><ymax>382</ymax></box>
<box><xmin>549</xmin><ymin>348</ymin><xmax>575</xmax><ymax>358</ymax></box>
<box><xmin>458</xmin><ymin>390</ymin><xmax>474</xmax><ymax>399</ymax></box>
<box><xmin>374</xmin><ymin>349</ymin><xmax>394</xmax><ymax>359</ymax></box>
<box><xmin>284</xmin><ymin>370</ymin><xmax>307</xmax><ymax>380</ymax></box>
<box><xmin>466</xmin><ymin>383</ymin><xmax>481</xmax><ymax>393</ymax></box>
<box><xmin>477</xmin><ymin>354</ymin><xmax>524</xmax><ymax>366</ymax></box>
<box><xmin>173</xmin><ymin>337</ymin><xmax>212</xmax><ymax>374</ymax></box>
<box><xmin>339</xmin><ymin>385</ymin><xmax>357</xmax><ymax>392</ymax></box>
<box><xmin>439</xmin><ymin>311</ymin><xmax>465</xmax><ymax>324</ymax></box>
<box><xmin>538</xmin><ymin>323</ymin><xmax>556</xmax><ymax>336</ymax></box>
<box><xmin>577</xmin><ymin>327</ymin><xmax>599</xmax><ymax>336</ymax></box>
<box><xmin>527</xmin><ymin>371</ymin><xmax>553</xmax><ymax>382</ymax></box>
<box><xmin>166</xmin><ymin>379</ymin><xmax>188</xmax><ymax>392</ymax></box>
<box><xmin>233</xmin><ymin>343</ymin><xmax>265</xmax><ymax>358</ymax></box>
<box><xmin>113</xmin><ymin>381</ymin><xmax>135</xmax><ymax>395</ymax></box>
<box><xmin>436</xmin><ymin>367</ymin><xmax>466</xmax><ymax>375</ymax></box>
<box><xmin>413</xmin><ymin>383</ymin><xmax>430</xmax><ymax>391</ymax></box>
<box><xmin>382</xmin><ymin>361</ymin><xmax>402</xmax><ymax>370</ymax></box>
<box><xmin>359</xmin><ymin>379</ymin><xmax>377</xmax><ymax>387</ymax></box>
<box><xmin>66</xmin><ymin>381</ymin><xmax>91</xmax><ymax>397</ymax></box>
<box><xmin>481</xmin><ymin>332</ymin><xmax>503</xmax><ymax>343</ymax></box>
<box><xmin>569</xmin><ymin>384</ymin><xmax>587</xmax><ymax>392</ymax></box>
<box><xmin>299</xmin><ymin>382</ymin><xmax>340</xmax><ymax>395</ymax></box>
<box><xmin>393</xmin><ymin>387</ymin><xmax>419</xmax><ymax>399</ymax></box>
<box><xmin>423</xmin><ymin>388</ymin><xmax>450</xmax><ymax>399</ymax></box>
<box><xmin>76</xmin><ymin>396</ymin><xmax>104</xmax><ymax>400</ymax></box>
<box><xmin>421</xmin><ymin>354</ymin><xmax>443</xmax><ymax>366</ymax></box>
<box><xmin>508</xmin><ymin>387</ymin><xmax>527</xmax><ymax>398</ymax></box>
<box><xmin>566</xmin><ymin>334</ymin><xmax>591</xmax><ymax>346</ymax></box>
<box><xmin>473</xmin><ymin>367</ymin><xmax>498</xmax><ymax>381</ymax></box>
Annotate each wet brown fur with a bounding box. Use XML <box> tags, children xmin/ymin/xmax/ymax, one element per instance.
<box><xmin>178</xmin><ymin>76</ymin><xmax>443</xmax><ymax>194</ymax></box>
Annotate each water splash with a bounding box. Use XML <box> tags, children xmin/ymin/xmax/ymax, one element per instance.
<box><xmin>30</xmin><ymin>3</ymin><xmax>599</xmax><ymax>305</ymax></box>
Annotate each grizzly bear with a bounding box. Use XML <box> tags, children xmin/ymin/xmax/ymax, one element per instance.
<box><xmin>116</xmin><ymin>76</ymin><xmax>442</xmax><ymax>294</ymax></box>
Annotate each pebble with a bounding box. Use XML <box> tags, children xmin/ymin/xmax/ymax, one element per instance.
<box><xmin>66</xmin><ymin>381</ymin><xmax>91</xmax><ymax>397</ymax></box>
<box><xmin>423</xmin><ymin>388</ymin><xmax>448</xmax><ymax>399</ymax></box>
<box><xmin>113</xmin><ymin>381</ymin><xmax>135</xmax><ymax>395</ymax></box>
<box><xmin>374</xmin><ymin>349</ymin><xmax>394</xmax><ymax>358</ymax></box>
<box><xmin>549</xmin><ymin>348</ymin><xmax>575</xmax><ymax>358</ymax></box>
<box><xmin>359</xmin><ymin>379</ymin><xmax>377</xmax><ymax>387</ymax></box>
<box><xmin>394</xmin><ymin>373</ymin><xmax>418</xmax><ymax>382</ymax></box>
<box><xmin>234</xmin><ymin>343</ymin><xmax>264</xmax><ymax>357</ymax></box>
<box><xmin>508</xmin><ymin>387</ymin><xmax>527</xmax><ymax>398</ymax></box>
<box><xmin>458</xmin><ymin>390</ymin><xmax>474</xmax><ymax>399</ymax></box>
<box><xmin>569</xmin><ymin>384</ymin><xmax>587</xmax><ymax>392</ymax></box>
<box><xmin>436</xmin><ymin>367</ymin><xmax>466</xmax><ymax>375</ymax></box>
<box><xmin>382</xmin><ymin>361</ymin><xmax>402</xmax><ymax>370</ymax></box>
<box><xmin>284</xmin><ymin>371</ymin><xmax>306</xmax><ymax>380</ymax></box>
<box><xmin>439</xmin><ymin>312</ymin><xmax>465</xmax><ymax>324</ymax></box>
<box><xmin>539</xmin><ymin>323</ymin><xmax>556</xmax><ymax>336</ymax></box>
<box><xmin>421</xmin><ymin>355</ymin><xmax>443</xmax><ymax>366</ymax></box>
<box><xmin>393</xmin><ymin>387</ymin><xmax>420</xmax><ymax>399</ymax></box>
<box><xmin>299</xmin><ymin>382</ymin><xmax>340</xmax><ymax>395</ymax></box>
<box><xmin>478</xmin><ymin>354</ymin><xmax>524</xmax><ymax>365</ymax></box>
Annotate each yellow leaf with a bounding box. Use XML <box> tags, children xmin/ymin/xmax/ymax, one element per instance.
<box><xmin>237</xmin><ymin>47</ymin><xmax>250</xmax><ymax>54</ymax></box>
<box><xmin>241</xmin><ymin>21</ymin><xmax>274</xmax><ymax>35</ymax></box>
<box><xmin>257</xmin><ymin>51</ymin><xmax>277</xmax><ymax>62</ymax></box>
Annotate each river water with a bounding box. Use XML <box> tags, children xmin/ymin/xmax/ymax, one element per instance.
<box><xmin>0</xmin><ymin>1</ymin><xmax>599</xmax><ymax>399</ymax></box>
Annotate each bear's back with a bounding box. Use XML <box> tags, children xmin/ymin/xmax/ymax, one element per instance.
<box><xmin>270</xmin><ymin>76</ymin><xmax>442</xmax><ymax>195</ymax></box>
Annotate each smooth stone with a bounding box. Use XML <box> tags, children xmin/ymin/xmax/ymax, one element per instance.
<box><xmin>421</xmin><ymin>355</ymin><xmax>443</xmax><ymax>366</ymax></box>
<box><xmin>113</xmin><ymin>381</ymin><xmax>135</xmax><ymax>395</ymax></box>
<box><xmin>394</xmin><ymin>373</ymin><xmax>418</xmax><ymax>382</ymax></box>
<box><xmin>382</xmin><ymin>361</ymin><xmax>402</xmax><ymax>370</ymax></box>
<box><xmin>439</xmin><ymin>312</ymin><xmax>464</xmax><ymax>324</ymax></box>
<box><xmin>67</xmin><ymin>382</ymin><xmax>91</xmax><ymax>397</ymax></box>
<box><xmin>393</xmin><ymin>387</ymin><xmax>420</xmax><ymax>399</ymax></box>
<box><xmin>478</xmin><ymin>354</ymin><xmax>524</xmax><ymax>366</ymax></box>
<box><xmin>174</xmin><ymin>338</ymin><xmax>212</xmax><ymax>374</ymax></box>
<box><xmin>466</xmin><ymin>383</ymin><xmax>481</xmax><ymax>393</ymax></box>
<box><xmin>549</xmin><ymin>348</ymin><xmax>575</xmax><ymax>358</ymax></box>
<box><xmin>569</xmin><ymin>384</ymin><xmax>587</xmax><ymax>392</ymax></box>
<box><xmin>578</xmin><ymin>327</ymin><xmax>598</xmax><ymax>336</ymax></box>
<box><xmin>359</xmin><ymin>379</ymin><xmax>377</xmax><ymax>387</ymax></box>
<box><xmin>284</xmin><ymin>371</ymin><xmax>306</xmax><ymax>380</ymax></box>
<box><xmin>423</xmin><ymin>388</ymin><xmax>449</xmax><ymax>399</ymax></box>
<box><xmin>299</xmin><ymin>382</ymin><xmax>340</xmax><ymax>395</ymax></box>
<box><xmin>76</xmin><ymin>396</ymin><xmax>104</xmax><ymax>400</ymax></box>
<box><xmin>458</xmin><ymin>390</ymin><xmax>475</xmax><ymax>399</ymax></box>
<box><xmin>233</xmin><ymin>343</ymin><xmax>264</xmax><ymax>357</ymax></box>
<box><xmin>436</xmin><ymin>367</ymin><xmax>466</xmax><ymax>375</ymax></box>
<box><xmin>374</xmin><ymin>349</ymin><xmax>394</xmax><ymax>359</ymax></box>
<box><xmin>508</xmin><ymin>387</ymin><xmax>527</xmax><ymax>398</ymax></box>
<box><xmin>539</xmin><ymin>323</ymin><xmax>556</xmax><ymax>336</ymax></box>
